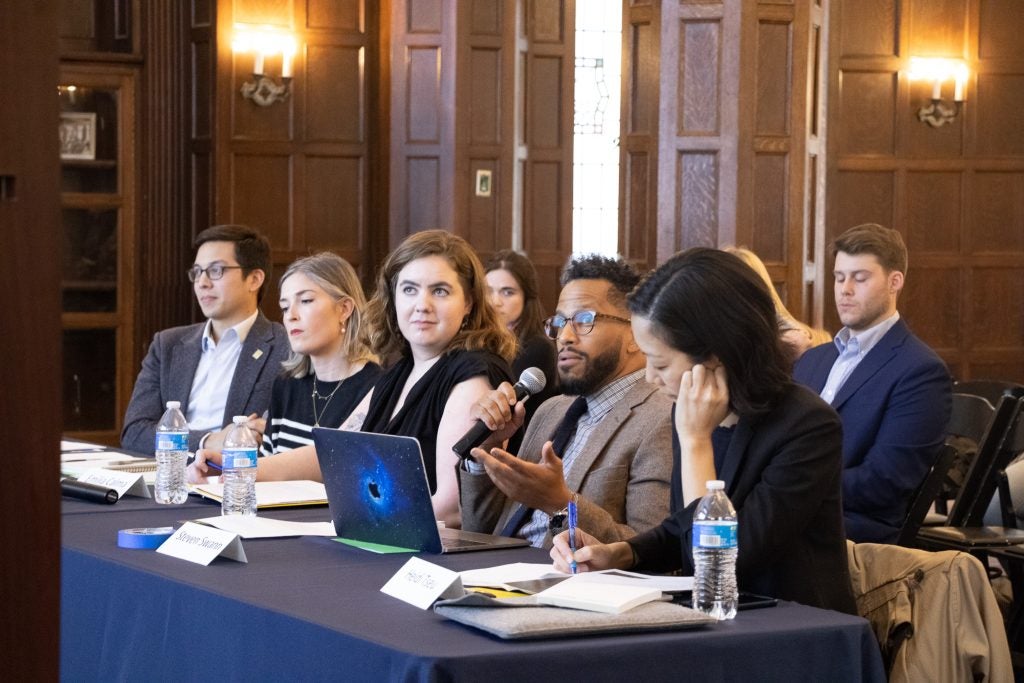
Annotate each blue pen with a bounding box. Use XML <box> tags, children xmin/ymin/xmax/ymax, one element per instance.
<box><xmin>205</xmin><ymin>460</ymin><xmax>222</xmax><ymax>472</ymax></box>
<box><xmin>567</xmin><ymin>498</ymin><xmax>578</xmax><ymax>574</ymax></box>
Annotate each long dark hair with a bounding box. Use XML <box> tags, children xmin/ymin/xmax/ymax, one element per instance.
<box><xmin>627</xmin><ymin>248</ymin><xmax>791</xmax><ymax>416</ymax></box>
<box><xmin>484</xmin><ymin>249</ymin><xmax>546</xmax><ymax>342</ymax></box>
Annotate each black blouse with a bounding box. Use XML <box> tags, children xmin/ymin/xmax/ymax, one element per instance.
<box><xmin>361</xmin><ymin>349</ymin><xmax>512</xmax><ymax>492</ymax></box>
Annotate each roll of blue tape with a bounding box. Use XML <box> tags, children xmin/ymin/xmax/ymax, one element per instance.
<box><xmin>118</xmin><ymin>527</ymin><xmax>174</xmax><ymax>549</ymax></box>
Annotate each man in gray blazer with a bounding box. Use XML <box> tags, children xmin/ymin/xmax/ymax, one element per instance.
<box><xmin>460</xmin><ymin>255</ymin><xmax>673</xmax><ymax>548</ymax></box>
<box><xmin>121</xmin><ymin>225</ymin><xmax>289</xmax><ymax>454</ymax></box>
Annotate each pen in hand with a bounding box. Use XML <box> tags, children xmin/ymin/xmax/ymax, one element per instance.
<box><xmin>568</xmin><ymin>498</ymin><xmax>578</xmax><ymax>574</ymax></box>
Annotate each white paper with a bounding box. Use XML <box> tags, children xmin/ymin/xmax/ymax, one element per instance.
<box><xmin>458</xmin><ymin>563</ymin><xmax>693</xmax><ymax>592</ymax></box>
<box><xmin>194</xmin><ymin>515</ymin><xmax>335</xmax><ymax>539</ymax></box>
<box><xmin>574</xmin><ymin>569</ymin><xmax>694</xmax><ymax>592</ymax></box>
<box><xmin>61</xmin><ymin>439</ymin><xmax>106</xmax><ymax>452</ymax></box>
<box><xmin>60</xmin><ymin>451</ymin><xmax>138</xmax><ymax>463</ymax></box>
<box><xmin>381</xmin><ymin>557</ymin><xmax>464</xmax><ymax>610</ymax></box>
<box><xmin>156</xmin><ymin>522</ymin><xmax>248</xmax><ymax>565</ymax></box>
<box><xmin>534</xmin><ymin>574</ymin><xmax>663</xmax><ymax>614</ymax></box>
<box><xmin>191</xmin><ymin>480</ymin><xmax>327</xmax><ymax>507</ymax></box>
<box><xmin>458</xmin><ymin>562</ymin><xmax>564</xmax><ymax>588</ymax></box>
<box><xmin>75</xmin><ymin>468</ymin><xmax>151</xmax><ymax>499</ymax></box>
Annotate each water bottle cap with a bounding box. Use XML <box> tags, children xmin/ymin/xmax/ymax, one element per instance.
<box><xmin>706</xmin><ymin>480</ymin><xmax>725</xmax><ymax>490</ymax></box>
<box><xmin>232</xmin><ymin>415</ymin><xmax>248</xmax><ymax>425</ymax></box>
<box><xmin>166</xmin><ymin>400</ymin><xmax>181</xmax><ymax>409</ymax></box>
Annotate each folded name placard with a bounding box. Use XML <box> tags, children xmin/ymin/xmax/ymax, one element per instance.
<box><xmin>76</xmin><ymin>468</ymin><xmax>151</xmax><ymax>499</ymax></box>
<box><xmin>156</xmin><ymin>522</ymin><xmax>247</xmax><ymax>565</ymax></box>
<box><xmin>381</xmin><ymin>557</ymin><xmax>464</xmax><ymax>610</ymax></box>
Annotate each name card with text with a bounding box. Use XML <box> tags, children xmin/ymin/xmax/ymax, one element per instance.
<box><xmin>76</xmin><ymin>469</ymin><xmax>150</xmax><ymax>499</ymax></box>
<box><xmin>381</xmin><ymin>557</ymin><xmax>464</xmax><ymax>610</ymax></box>
<box><xmin>156</xmin><ymin>522</ymin><xmax>248</xmax><ymax>565</ymax></box>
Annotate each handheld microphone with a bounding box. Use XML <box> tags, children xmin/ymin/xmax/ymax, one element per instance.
<box><xmin>452</xmin><ymin>367</ymin><xmax>547</xmax><ymax>460</ymax></box>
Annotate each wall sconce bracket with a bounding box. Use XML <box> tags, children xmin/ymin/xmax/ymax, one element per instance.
<box><xmin>918</xmin><ymin>99</ymin><xmax>961</xmax><ymax>128</ymax></box>
<box><xmin>240</xmin><ymin>75</ymin><xmax>291</xmax><ymax>107</ymax></box>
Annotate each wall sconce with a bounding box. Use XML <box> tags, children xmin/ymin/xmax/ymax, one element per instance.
<box><xmin>908</xmin><ymin>57</ymin><xmax>968</xmax><ymax>128</ymax></box>
<box><xmin>232</xmin><ymin>25</ymin><xmax>297</xmax><ymax>107</ymax></box>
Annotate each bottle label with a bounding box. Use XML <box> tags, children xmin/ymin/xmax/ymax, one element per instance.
<box><xmin>222</xmin><ymin>447</ymin><xmax>257</xmax><ymax>469</ymax></box>
<box><xmin>155</xmin><ymin>432</ymin><xmax>188</xmax><ymax>452</ymax></box>
<box><xmin>693</xmin><ymin>521</ymin><xmax>738</xmax><ymax>549</ymax></box>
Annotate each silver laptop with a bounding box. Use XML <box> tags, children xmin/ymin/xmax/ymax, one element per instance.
<box><xmin>312</xmin><ymin>428</ymin><xmax>529</xmax><ymax>553</ymax></box>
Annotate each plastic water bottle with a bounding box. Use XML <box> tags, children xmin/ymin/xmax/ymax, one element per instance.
<box><xmin>221</xmin><ymin>416</ymin><xmax>258</xmax><ymax>516</ymax></box>
<box><xmin>154</xmin><ymin>400</ymin><xmax>189</xmax><ymax>504</ymax></box>
<box><xmin>692</xmin><ymin>480</ymin><xmax>738</xmax><ymax>620</ymax></box>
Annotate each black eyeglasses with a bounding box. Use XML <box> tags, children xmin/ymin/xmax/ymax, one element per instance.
<box><xmin>543</xmin><ymin>310</ymin><xmax>632</xmax><ymax>339</ymax></box>
<box><xmin>187</xmin><ymin>264</ymin><xmax>244</xmax><ymax>282</ymax></box>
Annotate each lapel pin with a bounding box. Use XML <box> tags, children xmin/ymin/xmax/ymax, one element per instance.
<box><xmin>252</xmin><ymin>349</ymin><xmax>264</xmax><ymax>360</ymax></box>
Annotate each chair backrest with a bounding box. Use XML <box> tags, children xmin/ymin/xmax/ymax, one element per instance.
<box><xmin>953</xmin><ymin>379</ymin><xmax>1024</xmax><ymax>407</ymax></box>
<box><xmin>947</xmin><ymin>393</ymin><xmax>995</xmax><ymax>443</ymax></box>
<box><xmin>896</xmin><ymin>443</ymin><xmax>957</xmax><ymax>546</ymax></box>
<box><xmin>948</xmin><ymin>395</ymin><xmax>1024</xmax><ymax>527</ymax></box>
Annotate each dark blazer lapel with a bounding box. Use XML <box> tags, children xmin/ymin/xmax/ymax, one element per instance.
<box><xmin>224</xmin><ymin>313</ymin><xmax>275</xmax><ymax>420</ymax></box>
<box><xmin>718</xmin><ymin>418</ymin><xmax>755</xmax><ymax>494</ymax></box>
<box><xmin>805</xmin><ymin>345</ymin><xmax>839</xmax><ymax>393</ymax></box>
<box><xmin>831</xmin><ymin>320</ymin><xmax>908</xmax><ymax>411</ymax></box>
<box><xmin>564</xmin><ymin>382</ymin><xmax>653</xmax><ymax>492</ymax></box>
<box><xmin>170</xmin><ymin>324</ymin><xmax>205</xmax><ymax>406</ymax></box>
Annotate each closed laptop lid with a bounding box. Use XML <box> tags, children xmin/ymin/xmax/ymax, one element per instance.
<box><xmin>312</xmin><ymin>428</ymin><xmax>443</xmax><ymax>553</ymax></box>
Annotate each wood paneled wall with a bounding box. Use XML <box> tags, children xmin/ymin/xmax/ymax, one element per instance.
<box><xmin>640</xmin><ymin>0</ymin><xmax>824</xmax><ymax>321</ymax></box>
<box><xmin>828</xmin><ymin>0</ymin><xmax>1024</xmax><ymax>382</ymax></box>
<box><xmin>139</xmin><ymin>0</ymin><xmax>191</xmax><ymax>358</ymax></box>
<box><xmin>389</xmin><ymin>0</ymin><xmax>573</xmax><ymax>313</ymax></box>
<box><xmin>620</xmin><ymin>0</ymin><xmax>659</xmax><ymax>270</ymax></box>
<box><xmin>210</xmin><ymin>0</ymin><xmax>384</xmax><ymax>306</ymax></box>
<box><xmin>0</xmin><ymin>2</ymin><xmax>61</xmax><ymax>677</ymax></box>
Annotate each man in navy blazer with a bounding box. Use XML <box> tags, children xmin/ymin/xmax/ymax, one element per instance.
<box><xmin>794</xmin><ymin>223</ymin><xmax>951</xmax><ymax>543</ymax></box>
<box><xmin>121</xmin><ymin>225</ymin><xmax>289</xmax><ymax>454</ymax></box>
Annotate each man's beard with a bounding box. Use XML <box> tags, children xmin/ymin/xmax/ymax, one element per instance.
<box><xmin>558</xmin><ymin>340</ymin><xmax>622</xmax><ymax>396</ymax></box>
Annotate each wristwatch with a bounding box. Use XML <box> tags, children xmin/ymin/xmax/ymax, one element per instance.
<box><xmin>548</xmin><ymin>492</ymin><xmax>579</xmax><ymax>533</ymax></box>
<box><xmin>549</xmin><ymin>507</ymin><xmax>569</xmax><ymax>533</ymax></box>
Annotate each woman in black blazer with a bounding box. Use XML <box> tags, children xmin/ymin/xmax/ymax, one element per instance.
<box><xmin>551</xmin><ymin>248</ymin><xmax>857</xmax><ymax>614</ymax></box>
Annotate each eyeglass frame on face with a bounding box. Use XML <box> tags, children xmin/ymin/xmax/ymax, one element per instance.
<box><xmin>187</xmin><ymin>263</ymin><xmax>245</xmax><ymax>282</ymax></box>
<box><xmin>543</xmin><ymin>310</ymin><xmax>632</xmax><ymax>339</ymax></box>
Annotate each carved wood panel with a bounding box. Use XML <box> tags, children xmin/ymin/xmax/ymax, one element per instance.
<box><xmin>209</xmin><ymin>0</ymin><xmax>381</xmax><ymax>300</ymax></box>
<box><xmin>828</xmin><ymin>0</ymin><xmax>1024</xmax><ymax>382</ymax></box>
<box><xmin>619</xmin><ymin>1</ymin><xmax>659</xmax><ymax>271</ymax></box>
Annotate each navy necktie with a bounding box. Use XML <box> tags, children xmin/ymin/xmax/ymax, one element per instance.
<box><xmin>499</xmin><ymin>396</ymin><xmax>589</xmax><ymax>537</ymax></box>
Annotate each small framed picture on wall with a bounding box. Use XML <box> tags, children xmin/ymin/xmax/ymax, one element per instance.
<box><xmin>59</xmin><ymin>112</ymin><xmax>97</xmax><ymax>160</ymax></box>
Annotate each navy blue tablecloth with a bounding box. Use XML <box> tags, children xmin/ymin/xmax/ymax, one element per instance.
<box><xmin>61</xmin><ymin>501</ymin><xmax>886</xmax><ymax>682</ymax></box>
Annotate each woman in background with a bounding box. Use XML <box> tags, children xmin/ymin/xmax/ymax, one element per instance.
<box><xmin>356</xmin><ymin>230</ymin><xmax>517</xmax><ymax>527</ymax></box>
<box><xmin>484</xmin><ymin>249</ymin><xmax>558</xmax><ymax>450</ymax></box>
<box><xmin>726</xmin><ymin>246</ymin><xmax>831</xmax><ymax>361</ymax></box>
<box><xmin>188</xmin><ymin>252</ymin><xmax>380</xmax><ymax>482</ymax></box>
<box><xmin>551</xmin><ymin>248</ymin><xmax>856</xmax><ymax>614</ymax></box>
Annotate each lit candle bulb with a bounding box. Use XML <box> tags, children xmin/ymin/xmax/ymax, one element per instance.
<box><xmin>954</xmin><ymin>73</ymin><xmax>964</xmax><ymax>102</ymax></box>
<box><xmin>931</xmin><ymin>78</ymin><xmax>941</xmax><ymax>101</ymax></box>
<box><xmin>253</xmin><ymin>52</ymin><xmax>265</xmax><ymax>76</ymax></box>
<box><xmin>282</xmin><ymin>53</ymin><xmax>292</xmax><ymax>79</ymax></box>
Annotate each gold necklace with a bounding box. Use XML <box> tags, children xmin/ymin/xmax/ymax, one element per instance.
<box><xmin>311</xmin><ymin>374</ymin><xmax>346</xmax><ymax>427</ymax></box>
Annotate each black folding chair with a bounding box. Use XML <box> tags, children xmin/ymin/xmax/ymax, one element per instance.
<box><xmin>918</xmin><ymin>395</ymin><xmax>1024</xmax><ymax>548</ymax></box>
<box><xmin>954</xmin><ymin>379</ymin><xmax>1024</xmax><ymax>408</ymax></box>
<box><xmin>895</xmin><ymin>443</ymin><xmax>957</xmax><ymax>547</ymax></box>
<box><xmin>931</xmin><ymin>393</ymin><xmax>996</xmax><ymax>519</ymax></box>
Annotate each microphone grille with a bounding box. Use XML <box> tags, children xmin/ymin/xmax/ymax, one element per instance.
<box><xmin>519</xmin><ymin>367</ymin><xmax>547</xmax><ymax>394</ymax></box>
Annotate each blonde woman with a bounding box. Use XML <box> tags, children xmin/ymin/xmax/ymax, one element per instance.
<box><xmin>726</xmin><ymin>247</ymin><xmax>831</xmax><ymax>361</ymax></box>
<box><xmin>189</xmin><ymin>252</ymin><xmax>380</xmax><ymax>482</ymax></box>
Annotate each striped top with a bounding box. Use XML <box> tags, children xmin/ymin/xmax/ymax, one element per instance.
<box><xmin>260</xmin><ymin>362</ymin><xmax>381</xmax><ymax>457</ymax></box>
